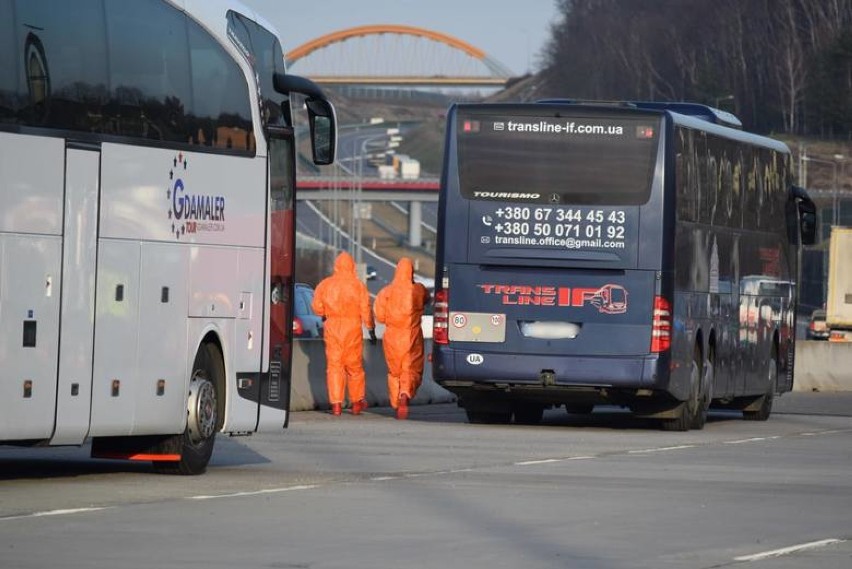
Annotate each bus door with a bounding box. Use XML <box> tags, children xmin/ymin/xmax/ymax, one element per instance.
<box><xmin>257</xmin><ymin>129</ymin><xmax>296</xmax><ymax>429</ymax></box>
<box><xmin>51</xmin><ymin>142</ymin><xmax>100</xmax><ymax>445</ymax></box>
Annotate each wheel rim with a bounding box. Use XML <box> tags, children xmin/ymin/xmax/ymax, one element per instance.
<box><xmin>187</xmin><ymin>375</ymin><xmax>217</xmax><ymax>445</ymax></box>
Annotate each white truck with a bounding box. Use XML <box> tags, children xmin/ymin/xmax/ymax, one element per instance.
<box><xmin>826</xmin><ymin>227</ymin><xmax>852</xmax><ymax>341</ymax></box>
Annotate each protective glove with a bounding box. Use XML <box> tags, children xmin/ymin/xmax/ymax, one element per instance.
<box><xmin>368</xmin><ymin>328</ymin><xmax>378</xmax><ymax>346</ymax></box>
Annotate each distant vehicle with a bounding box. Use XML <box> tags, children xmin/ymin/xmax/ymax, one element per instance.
<box><xmin>366</xmin><ymin>265</ymin><xmax>378</xmax><ymax>280</ymax></box>
<box><xmin>826</xmin><ymin>227</ymin><xmax>852</xmax><ymax>342</ymax></box>
<box><xmin>807</xmin><ymin>309</ymin><xmax>830</xmax><ymax>341</ymax></box>
<box><xmin>293</xmin><ymin>284</ymin><xmax>324</xmax><ymax>338</ymax></box>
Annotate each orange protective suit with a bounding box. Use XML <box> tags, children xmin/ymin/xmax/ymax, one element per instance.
<box><xmin>374</xmin><ymin>258</ymin><xmax>430</xmax><ymax>410</ymax></box>
<box><xmin>311</xmin><ymin>252</ymin><xmax>375</xmax><ymax>408</ymax></box>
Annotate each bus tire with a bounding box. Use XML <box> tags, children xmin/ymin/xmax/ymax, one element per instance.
<box><xmin>662</xmin><ymin>346</ymin><xmax>703</xmax><ymax>432</ymax></box>
<box><xmin>513</xmin><ymin>403</ymin><xmax>544</xmax><ymax>425</ymax></box>
<box><xmin>691</xmin><ymin>349</ymin><xmax>713</xmax><ymax>430</ymax></box>
<box><xmin>743</xmin><ymin>348</ymin><xmax>776</xmax><ymax>422</ymax></box>
<box><xmin>153</xmin><ymin>343</ymin><xmax>222</xmax><ymax>475</ymax></box>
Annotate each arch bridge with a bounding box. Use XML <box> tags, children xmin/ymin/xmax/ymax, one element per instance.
<box><xmin>285</xmin><ymin>24</ymin><xmax>514</xmax><ymax>87</ymax></box>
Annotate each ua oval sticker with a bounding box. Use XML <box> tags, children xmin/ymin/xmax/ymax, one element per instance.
<box><xmin>466</xmin><ymin>354</ymin><xmax>484</xmax><ymax>365</ymax></box>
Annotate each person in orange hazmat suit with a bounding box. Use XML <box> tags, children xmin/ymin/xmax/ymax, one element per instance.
<box><xmin>374</xmin><ymin>257</ymin><xmax>430</xmax><ymax>420</ymax></box>
<box><xmin>311</xmin><ymin>252</ymin><xmax>377</xmax><ymax>416</ymax></box>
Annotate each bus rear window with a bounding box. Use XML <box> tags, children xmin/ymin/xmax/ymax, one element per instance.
<box><xmin>457</xmin><ymin>114</ymin><xmax>660</xmax><ymax>205</ymax></box>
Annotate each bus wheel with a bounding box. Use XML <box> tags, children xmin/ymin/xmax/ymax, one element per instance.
<box><xmin>153</xmin><ymin>343</ymin><xmax>222</xmax><ymax>475</ymax></box>
<box><xmin>662</xmin><ymin>346</ymin><xmax>703</xmax><ymax>432</ymax></box>
<box><xmin>743</xmin><ymin>348</ymin><xmax>776</xmax><ymax>421</ymax></box>
<box><xmin>513</xmin><ymin>403</ymin><xmax>544</xmax><ymax>425</ymax></box>
<box><xmin>691</xmin><ymin>349</ymin><xmax>713</xmax><ymax>430</ymax></box>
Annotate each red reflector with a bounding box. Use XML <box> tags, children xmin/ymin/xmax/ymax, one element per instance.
<box><xmin>651</xmin><ymin>296</ymin><xmax>671</xmax><ymax>353</ymax></box>
<box><xmin>92</xmin><ymin>452</ymin><xmax>182</xmax><ymax>462</ymax></box>
<box><xmin>433</xmin><ymin>289</ymin><xmax>449</xmax><ymax>345</ymax></box>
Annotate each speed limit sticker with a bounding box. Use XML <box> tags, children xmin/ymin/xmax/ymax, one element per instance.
<box><xmin>452</xmin><ymin>313</ymin><xmax>468</xmax><ymax>328</ymax></box>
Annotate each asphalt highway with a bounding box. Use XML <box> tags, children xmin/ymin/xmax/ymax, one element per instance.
<box><xmin>1</xmin><ymin>393</ymin><xmax>850</xmax><ymax>569</ymax></box>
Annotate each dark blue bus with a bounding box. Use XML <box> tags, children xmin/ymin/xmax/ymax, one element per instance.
<box><xmin>432</xmin><ymin>101</ymin><xmax>816</xmax><ymax>430</ymax></box>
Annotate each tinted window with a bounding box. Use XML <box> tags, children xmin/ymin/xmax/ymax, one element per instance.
<box><xmin>227</xmin><ymin>11</ymin><xmax>290</xmax><ymax>128</ymax></box>
<box><xmin>457</xmin><ymin>112</ymin><xmax>660</xmax><ymax>205</ymax></box>
<box><xmin>188</xmin><ymin>18</ymin><xmax>253</xmax><ymax>150</ymax></box>
<box><xmin>14</xmin><ymin>0</ymin><xmax>108</xmax><ymax>130</ymax></box>
<box><xmin>0</xmin><ymin>0</ymin><xmax>19</xmax><ymax>121</ymax></box>
<box><xmin>1</xmin><ymin>0</ymin><xmax>254</xmax><ymax>155</ymax></box>
<box><xmin>105</xmin><ymin>0</ymin><xmax>191</xmax><ymax>142</ymax></box>
<box><xmin>676</xmin><ymin>127</ymin><xmax>698</xmax><ymax>222</ymax></box>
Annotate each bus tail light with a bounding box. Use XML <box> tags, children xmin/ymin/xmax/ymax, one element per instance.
<box><xmin>433</xmin><ymin>289</ymin><xmax>449</xmax><ymax>345</ymax></box>
<box><xmin>651</xmin><ymin>296</ymin><xmax>671</xmax><ymax>353</ymax></box>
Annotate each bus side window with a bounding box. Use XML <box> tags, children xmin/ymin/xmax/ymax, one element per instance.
<box><xmin>675</xmin><ymin>128</ymin><xmax>697</xmax><ymax>222</ymax></box>
<box><xmin>14</xmin><ymin>0</ymin><xmax>109</xmax><ymax>132</ymax></box>
<box><xmin>0</xmin><ymin>0</ymin><xmax>16</xmax><ymax>125</ymax></box>
<box><xmin>106</xmin><ymin>0</ymin><xmax>191</xmax><ymax>142</ymax></box>
<box><xmin>188</xmin><ymin>19</ymin><xmax>253</xmax><ymax>151</ymax></box>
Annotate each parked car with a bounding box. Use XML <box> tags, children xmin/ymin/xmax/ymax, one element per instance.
<box><xmin>807</xmin><ymin>309</ymin><xmax>830</xmax><ymax>340</ymax></box>
<box><xmin>365</xmin><ymin>264</ymin><xmax>377</xmax><ymax>280</ymax></box>
<box><xmin>293</xmin><ymin>283</ymin><xmax>323</xmax><ymax>338</ymax></box>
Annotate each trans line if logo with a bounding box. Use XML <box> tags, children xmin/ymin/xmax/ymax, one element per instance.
<box><xmin>165</xmin><ymin>153</ymin><xmax>226</xmax><ymax>240</ymax></box>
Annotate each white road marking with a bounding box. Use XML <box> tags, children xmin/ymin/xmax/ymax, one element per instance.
<box><xmin>187</xmin><ymin>484</ymin><xmax>318</xmax><ymax>500</ymax></box>
<box><xmin>628</xmin><ymin>445</ymin><xmax>695</xmax><ymax>454</ymax></box>
<box><xmin>801</xmin><ymin>429</ymin><xmax>850</xmax><ymax>437</ymax></box>
<box><xmin>0</xmin><ymin>507</ymin><xmax>110</xmax><ymax>521</ymax></box>
<box><xmin>733</xmin><ymin>538</ymin><xmax>845</xmax><ymax>562</ymax></box>
<box><xmin>370</xmin><ymin>476</ymin><xmax>398</xmax><ymax>481</ymax></box>
<box><xmin>515</xmin><ymin>458</ymin><xmax>562</xmax><ymax>466</ymax></box>
<box><xmin>724</xmin><ymin>437</ymin><xmax>769</xmax><ymax>444</ymax></box>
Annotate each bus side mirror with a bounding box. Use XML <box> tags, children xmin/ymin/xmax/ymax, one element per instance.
<box><xmin>272</xmin><ymin>72</ymin><xmax>337</xmax><ymax>166</ymax></box>
<box><xmin>798</xmin><ymin>199</ymin><xmax>817</xmax><ymax>245</ymax></box>
<box><xmin>304</xmin><ymin>97</ymin><xmax>336</xmax><ymax>166</ymax></box>
<box><xmin>790</xmin><ymin>185</ymin><xmax>817</xmax><ymax>246</ymax></box>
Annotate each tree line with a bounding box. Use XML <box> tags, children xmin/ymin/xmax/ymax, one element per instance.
<box><xmin>540</xmin><ymin>0</ymin><xmax>852</xmax><ymax>137</ymax></box>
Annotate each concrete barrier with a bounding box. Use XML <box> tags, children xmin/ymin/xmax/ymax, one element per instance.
<box><xmin>288</xmin><ymin>339</ymin><xmax>852</xmax><ymax>412</ymax></box>
<box><xmin>289</xmin><ymin>339</ymin><xmax>456</xmax><ymax>411</ymax></box>
<box><xmin>794</xmin><ymin>341</ymin><xmax>852</xmax><ymax>392</ymax></box>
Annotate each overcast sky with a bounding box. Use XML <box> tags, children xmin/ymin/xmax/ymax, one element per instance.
<box><xmin>240</xmin><ymin>0</ymin><xmax>560</xmax><ymax>76</ymax></box>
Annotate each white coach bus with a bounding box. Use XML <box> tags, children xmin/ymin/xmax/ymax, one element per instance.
<box><xmin>0</xmin><ymin>0</ymin><xmax>336</xmax><ymax>474</ymax></box>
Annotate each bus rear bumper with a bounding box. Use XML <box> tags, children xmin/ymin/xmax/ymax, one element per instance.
<box><xmin>432</xmin><ymin>347</ymin><xmax>667</xmax><ymax>392</ymax></box>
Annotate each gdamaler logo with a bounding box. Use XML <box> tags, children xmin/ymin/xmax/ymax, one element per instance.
<box><xmin>166</xmin><ymin>153</ymin><xmax>226</xmax><ymax>240</ymax></box>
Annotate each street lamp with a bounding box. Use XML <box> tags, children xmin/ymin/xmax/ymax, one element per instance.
<box><xmin>834</xmin><ymin>154</ymin><xmax>847</xmax><ymax>227</ymax></box>
<box><xmin>355</xmin><ymin>131</ymin><xmax>396</xmax><ymax>272</ymax></box>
